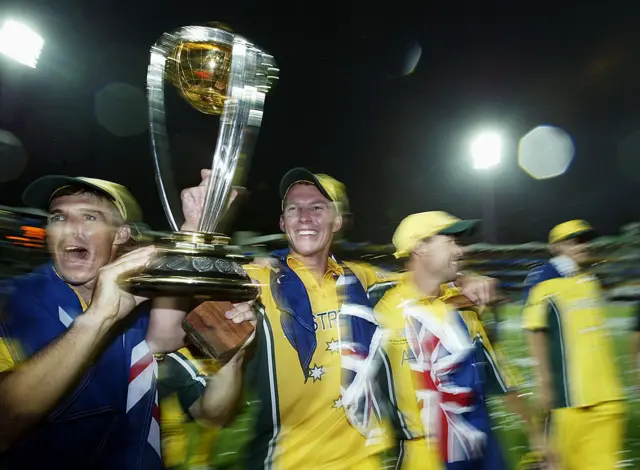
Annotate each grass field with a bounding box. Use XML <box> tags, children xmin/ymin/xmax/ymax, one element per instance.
<box><xmin>488</xmin><ymin>303</ymin><xmax>640</xmax><ymax>469</ymax></box>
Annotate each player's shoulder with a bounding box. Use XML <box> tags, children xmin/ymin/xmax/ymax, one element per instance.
<box><xmin>371</xmin><ymin>284</ymin><xmax>404</xmax><ymax>328</ymax></box>
<box><xmin>344</xmin><ymin>261</ymin><xmax>400</xmax><ymax>309</ymax></box>
<box><xmin>4</xmin><ymin>264</ymin><xmax>50</xmax><ymax>296</ymax></box>
<box><xmin>244</xmin><ymin>261</ymin><xmax>274</xmax><ymax>286</ymax></box>
<box><xmin>344</xmin><ymin>261</ymin><xmax>400</xmax><ymax>288</ymax></box>
<box><xmin>374</xmin><ymin>280</ymin><xmax>407</xmax><ymax>310</ymax></box>
<box><xmin>343</xmin><ymin>260</ymin><xmax>384</xmax><ymax>280</ymax></box>
<box><xmin>524</xmin><ymin>263</ymin><xmax>560</xmax><ymax>291</ymax></box>
<box><xmin>0</xmin><ymin>265</ymin><xmax>51</xmax><ymax>324</ymax></box>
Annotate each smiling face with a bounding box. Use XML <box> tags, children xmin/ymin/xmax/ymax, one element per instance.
<box><xmin>46</xmin><ymin>189</ymin><xmax>130</xmax><ymax>286</ymax></box>
<box><xmin>279</xmin><ymin>183</ymin><xmax>342</xmax><ymax>259</ymax></box>
<box><xmin>413</xmin><ymin>234</ymin><xmax>463</xmax><ymax>283</ymax></box>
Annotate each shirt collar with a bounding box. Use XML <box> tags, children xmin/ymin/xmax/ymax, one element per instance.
<box><xmin>50</xmin><ymin>263</ymin><xmax>89</xmax><ymax>311</ymax></box>
<box><xmin>396</xmin><ymin>273</ymin><xmax>461</xmax><ymax>304</ymax></box>
<box><xmin>286</xmin><ymin>253</ymin><xmax>344</xmax><ymax>278</ymax></box>
<box><xmin>550</xmin><ymin>255</ymin><xmax>580</xmax><ymax>278</ymax></box>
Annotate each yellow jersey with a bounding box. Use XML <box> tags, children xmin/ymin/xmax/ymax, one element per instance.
<box><xmin>241</xmin><ymin>256</ymin><xmax>396</xmax><ymax>470</ymax></box>
<box><xmin>522</xmin><ymin>257</ymin><xmax>623</xmax><ymax>408</ymax></box>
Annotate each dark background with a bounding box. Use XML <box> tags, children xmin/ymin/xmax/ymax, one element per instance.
<box><xmin>0</xmin><ymin>0</ymin><xmax>638</xmax><ymax>243</ymax></box>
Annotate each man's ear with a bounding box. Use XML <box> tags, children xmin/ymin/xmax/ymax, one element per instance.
<box><xmin>413</xmin><ymin>240</ymin><xmax>430</xmax><ymax>257</ymax></box>
<box><xmin>279</xmin><ymin>214</ymin><xmax>285</xmax><ymax>233</ymax></box>
<box><xmin>331</xmin><ymin>213</ymin><xmax>343</xmax><ymax>233</ymax></box>
<box><xmin>114</xmin><ymin>225</ymin><xmax>132</xmax><ymax>246</ymax></box>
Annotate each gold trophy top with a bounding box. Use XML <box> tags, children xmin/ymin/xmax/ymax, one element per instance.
<box><xmin>166</xmin><ymin>41</ymin><xmax>233</xmax><ymax>115</ymax></box>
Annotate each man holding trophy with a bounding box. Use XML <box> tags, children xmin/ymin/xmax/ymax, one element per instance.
<box><xmin>0</xmin><ymin>177</ymin><xmax>162</xmax><ymax>470</ymax></box>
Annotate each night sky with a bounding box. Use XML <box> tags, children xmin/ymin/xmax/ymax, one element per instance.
<box><xmin>0</xmin><ymin>0</ymin><xmax>638</xmax><ymax>244</ymax></box>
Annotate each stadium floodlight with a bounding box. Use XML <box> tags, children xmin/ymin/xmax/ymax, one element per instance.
<box><xmin>0</xmin><ymin>19</ymin><xmax>44</xmax><ymax>68</ymax></box>
<box><xmin>470</xmin><ymin>131</ymin><xmax>502</xmax><ymax>170</ymax></box>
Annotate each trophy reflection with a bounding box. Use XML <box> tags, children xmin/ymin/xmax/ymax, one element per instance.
<box><xmin>127</xmin><ymin>23</ymin><xmax>278</xmax><ymax>360</ymax></box>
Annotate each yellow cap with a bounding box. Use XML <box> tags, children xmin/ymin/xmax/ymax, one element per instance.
<box><xmin>548</xmin><ymin>219</ymin><xmax>596</xmax><ymax>244</ymax></box>
<box><xmin>279</xmin><ymin>168</ymin><xmax>350</xmax><ymax>215</ymax></box>
<box><xmin>72</xmin><ymin>177</ymin><xmax>142</xmax><ymax>223</ymax></box>
<box><xmin>392</xmin><ymin>211</ymin><xmax>479</xmax><ymax>259</ymax></box>
<box><xmin>23</xmin><ymin>175</ymin><xmax>143</xmax><ymax>240</ymax></box>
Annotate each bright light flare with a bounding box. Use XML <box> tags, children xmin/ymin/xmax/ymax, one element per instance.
<box><xmin>0</xmin><ymin>20</ymin><xmax>44</xmax><ymax>68</ymax></box>
<box><xmin>518</xmin><ymin>125</ymin><xmax>575</xmax><ymax>180</ymax></box>
<box><xmin>471</xmin><ymin>131</ymin><xmax>502</xmax><ymax>170</ymax></box>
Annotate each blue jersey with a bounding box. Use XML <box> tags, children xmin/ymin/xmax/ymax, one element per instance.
<box><xmin>0</xmin><ymin>262</ymin><xmax>162</xmax><ymax>470</ymax></box>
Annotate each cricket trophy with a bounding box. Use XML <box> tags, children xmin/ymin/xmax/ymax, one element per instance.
<box><xmin>127</xmin><ymin>23</ymin><xmax>278</xmax><ymax>361</ymax></box>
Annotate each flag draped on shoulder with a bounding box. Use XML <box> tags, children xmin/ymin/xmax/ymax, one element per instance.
<box><xmin>402</xmin><ymin>300</ymin><xmax>486</xmax><ymax>462</ymax></box>
<box><xmin>337</xmin><ymin>273</ymin><xmax>387</xmax><ymax>444</ymax></box>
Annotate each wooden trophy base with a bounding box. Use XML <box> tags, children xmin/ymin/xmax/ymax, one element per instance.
<box><xmin>183</xmin><ymin>301</ymin><xmax>255</xmax><ymax>363</ymax></box>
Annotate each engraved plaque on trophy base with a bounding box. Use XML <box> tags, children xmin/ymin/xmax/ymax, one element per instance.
<box><xmin>127</xmin><ymin>231</ymin><xmax>259</xmax><ymax>301</ymax></box>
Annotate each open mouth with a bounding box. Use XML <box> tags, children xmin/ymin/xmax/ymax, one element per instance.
<box><xmin>296</xmin><ymin>230</ymin><xmax>319</xmax><ymax>237</ymax></box>
<box><xmin>62</xmin><ymin>246</ymin><xmax>90</xmax><ymax>262</ymax></box>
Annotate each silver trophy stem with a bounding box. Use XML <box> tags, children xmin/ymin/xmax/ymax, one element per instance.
<box><xmin>148</xmin><ymin>34</ymin><xmax>182</xmax><ymax>232</ymax></box>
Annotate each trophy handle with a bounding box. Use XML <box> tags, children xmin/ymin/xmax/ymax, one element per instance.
<box><xmin>147</xmin><ymin>32</ymin><xmax>188</xmax><ymax>232</ymax></box>
<box><xmin>198</xmin><ymin>39</ymin><xmax>276</xmax><ymax>233</ymax></box>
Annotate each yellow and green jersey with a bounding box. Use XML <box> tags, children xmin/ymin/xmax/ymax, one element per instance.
<box><xmin>158</xmin><ymin>347</ymin><xmax>220</xmax><ymax>470</ymax></box>
<box><xmin>240</xmin><ymin>256</ymin><xmax>396</xmax><ymax>470</ymax></box>
<box><xmin>522</xmin><ymin>256</ymin><xmax>623</xmax><ymax>408</ymax></box>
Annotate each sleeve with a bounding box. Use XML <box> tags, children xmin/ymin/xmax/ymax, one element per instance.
<box><xmin>522</xmin><ymin>282</ymin><xmax>550</xmax><ymax>331</ymax></box>
<box><xmin>243</xmin><ymin>262</ymin><xmax>273</xmax><ymax>305</ymax></box>
<box><xmin>158</xmin><ymin>350</ymin><xmax>207</xmax><ymax>415</ymax></box>
<box><xmin>0</xmin><ymin>284</ymin><xmax>25</xmax><ymax>372</ymax></box>
<box><xmin>474</xmin><ymin>317</ymin><xmax>519</xmax><ymax>394</ymax></box>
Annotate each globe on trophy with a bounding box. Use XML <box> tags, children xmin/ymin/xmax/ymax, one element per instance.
<box><xmin>126</xmin><ymin>23</ymin><xmax>278</xmax><ymax>361</ymax></box>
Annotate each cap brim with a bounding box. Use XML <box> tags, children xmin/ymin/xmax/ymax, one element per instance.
<box><xmin>22</xmin><ymin>175</ymin><xmax>115</xmax><ymax>211</ymax></box>
<box><xmin>23</xmin><ymin>175</ymin><xmax>145</xmax><ymax>242</ymax></box>
<box><xmin>563</xmin><ymin>229</ymin><xmax>598</xmax><ymax>243</ymax></box>
<box><xmin>439</xmin><ymin>219</ymin><xmax>480</xmax><ymax>237</ymax></box>
<box><xmin>279</xmin><ymin>168</ymin><xmax>333</xmax><ymax>202</ymax></box>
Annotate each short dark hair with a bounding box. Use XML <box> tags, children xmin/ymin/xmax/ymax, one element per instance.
<box><xmin>49</xmin><ymin>184</ymin><xmax>124</xmax><ymax>224</ymax></box>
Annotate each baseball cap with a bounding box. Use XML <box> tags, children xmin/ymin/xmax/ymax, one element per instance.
<box><xmin>548</xmin><ymin>219</ymin><xmax>597</xmax><ymax>244</ymax></box>
<box><xmin>392</xmin><ymin>211</ymin><xmax>479</xmax><ymax>259</ymax></box>
<box><xmin>23</xmin><ymin>175</ymin><xmax>143</xmax><ymax>240</ymax></box>
<box><xmin>279</xmin><ymin>167</ymin><xmax>350</xmax><ymax>215</ymax></box>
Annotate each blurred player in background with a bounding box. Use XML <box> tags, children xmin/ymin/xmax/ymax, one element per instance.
<box><xmin>523</xmin><ymin>220</ymin><xmax>626</xmax><ymax>470</ymax></box>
